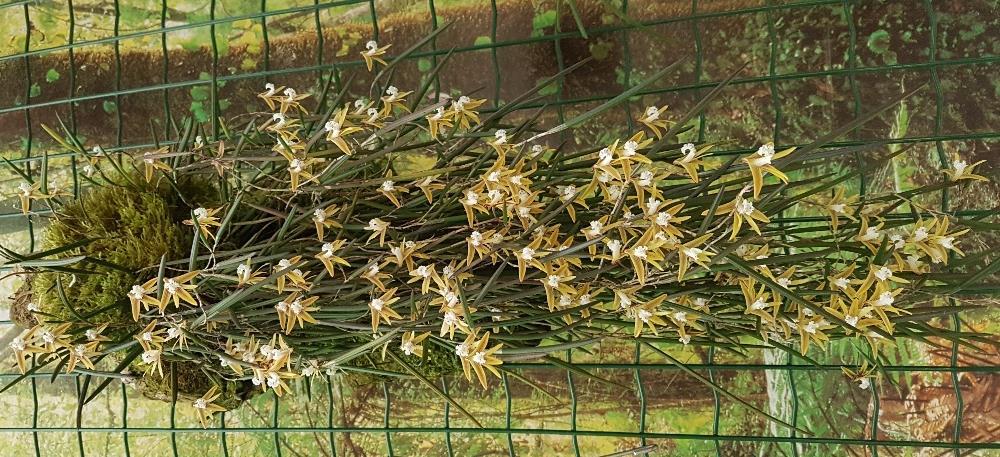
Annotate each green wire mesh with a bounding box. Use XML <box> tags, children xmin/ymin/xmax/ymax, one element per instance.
<box><xmin>0</xmin><ymin>0</ymin><xmax>997</xmax><ymax>455</ymax></box>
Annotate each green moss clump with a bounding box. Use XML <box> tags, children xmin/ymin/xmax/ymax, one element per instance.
<box><xmin>134</xmin><ymin>361</ymin><xmax>248</xmax><ymax>411</ymax></box>
<box><xmin>30</xmin><ymin>180</ymin><xmax>197</xmax><ymax>333</ymax></box>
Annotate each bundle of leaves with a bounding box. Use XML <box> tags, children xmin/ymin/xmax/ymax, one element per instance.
<box><xmin>3</xmin><ymin>36</ymin><xmax>996</xmax><ymax>429</ymax></box>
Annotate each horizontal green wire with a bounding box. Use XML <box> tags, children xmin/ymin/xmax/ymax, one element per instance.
<box><xmin>0</xmin><ymin>426</ymin><xmax>996</xmax><ymax>449</ymax></box>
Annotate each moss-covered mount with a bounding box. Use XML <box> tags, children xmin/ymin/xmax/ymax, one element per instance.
<box><xmin>130</xmin><ymin>360</ymin><xmax>250</xmax><ymax>411</ymax></box>
<box><xmin>20</xmin><ymin>176</ymin><xmax>243</xmax><ymax>407</ymax></box>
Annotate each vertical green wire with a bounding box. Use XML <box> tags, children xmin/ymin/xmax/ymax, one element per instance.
<box><xmin>113</xmin><ymin>0</ymin><xmax>124</xmax><ymax>147</ymax></box>
<box><xmin>122</xmin><ymin>383</ymin><xmax>131</xmax><ymax>457</ymax></box>
<box><xmin>382</xmin><ymin>381</ymin><xmax>394</xmax><ymax>456</ymax></box>
<box><xmin>707</xmin><ymin>344</ymin><xmax>722</xmax><ymax>457</ymax></box>
<box><xmin>427</xmin><ymin>0</ymin><xmax>441</xmax><ymax>102</ymax></box>
<box><xmin>842</xmin><ymin>0</ymin><xmax>865</xmax><ymax>196</ymax></box>
<box><xmin>327</xmin><ymin>375</ymin><xmax>338</xmax><ymax>456</ymax></box>
<box><xmin>169</xmin><ymin>365</ymin><xmax>179</xmax><ymax>457</ymax></box>
<box><xmin>209</xmin><ymin>0</ymin><xmax>220</xmax><ymax>139</ymax></box>
<box><xmin>620</xmin><ymin>0</ymin><xmax>634</xmax><ymax>132</ymax></box>
<box><xmin>922</xmin><ymin>2</ymin><xmax>964</xmax><ymax>455</ymax></box>
<box><xmin>633</xmin><ymin>342</ymin><xmax>647</xmax><ymax>449</ymax></box>
<box><xmin>31</xmin><ymin>363</ymin><xmax>40</xmax><ymax>457</ymax></box>
<box><xmin>20</xmin><ymin>2</ymin><xmax>34</xmax><ymax>252</ymax></box>
<box><xmin>441</xmin><ymin>377</ymin><xmax>455</xmax><ymax>457</ymax></box>
<box><xmin>690</xmin><ymin>0</ymin><xmax>705</xmax><ymax>142</ymax></box>
<box><xmin>272</xmin><ymin>393</ymin><xmax>283</xmax><ymax>457</ymax></box>
<box><xmin>502</xmin><ymin>372</ymin><xmax>514</xmax><ymax>457</ymax></box>
<box><xmin>368</xmin><ymin>0</ymin><xmax>379</xmax><ymax>40</ymax></box>
<box><xmin>567</xmin><ymin>349</ymin><xmax>580</xmax><ymax>457</ymax></box>
<box><xmin>75</xmin><ymin>376</ymin><xmax>86</xmax><ymax>456</ymax></box>
<box><xmin>261</xmin><ymin>0</ymin><xmax>270</xmax><ymax>73</ymax></box>
<box><xmin>490</xmin><ymin>0</ymin><xmax>501</xmax><ymax>107</ymax></box>
<box><xmin>161</xmin><ymin>0</ymin><xmax>172</xmax><ymax>136</ymax></box>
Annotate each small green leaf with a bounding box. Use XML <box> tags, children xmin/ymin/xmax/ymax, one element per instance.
<box><xmin>473</xmin><ymin>35</ymin><xmax>492</xmax><ymax>47</ymax></box>
<box><xmin>45</xmin><ymin>68</ymin><xmax>60</xmax><ymax>83</ymax></box>
<box><xmin>536</xmin><ymin>78</ymin><xmax>559</xmax><ymax>96</ymax></box>
<box><xmin>532</xmin><ymin>10</ymin><xmax>557</xmax><ymax>31</ymax></box>
<box><xmin>867</xmin><ymin>29</ymin><xmax>891</xmax><ymax>54</ymax></box>
<box><xmin>190</xmin><ymin>85</ymin><xmax>211</xmax><ymax>102</ymax></box>
<box><xmin>417</xmin><ymin>58</ymin><xmax>432</xmax><ymax>72</ymax></box>
<box><xmin>102</xmin><ymin>100</ymin><xmax>117</xmax><ymax>114</ymax></box>
<box><xmin>29</xmin><ymin>83</ymin><xmax>41</xmax><ymax>98</ymax></box>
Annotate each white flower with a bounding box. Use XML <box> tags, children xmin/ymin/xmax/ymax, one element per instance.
<box><xmin>559</xmin><ymin>295</ymin><xmax>573</xmax><ymax>307</ymax></box>
<box><xmin>369</xmin><ymin>297</ymin><xmax>384</xmax><ymax>311</ymax></box>
<box><xmin>622</xmin><ymin>140</ymin><xmax>638</xmax><ymax>157</ymax></box>
<box><xmin>858</xmin><ymin>378</ymin><xmax>871</xmax><ymax>390</ymax></box>
<box><xmin>264</xmin><ymin>82</ymin><xmax>276</xmax><ymax>95</ymax></box>
<box><xmin>454</xmin><ymin>343</ymin><xmax>470</xmax><ymax>358</ymax></box>
<box><xmin>873</xmin><ymin>291</ymin><xmax>894</xmax><ymax>307</ymax></box>
<box><xmin>751</xmin><ymin>298</ymin><xmax>768</xmax><ymax>310</ymax></box>
<box><xmin>195</xmin><ymin>135</ymin><xmax>205</xmax><ymax>148</ymax></box>
<box><xmin>520</xmin><ymin>247</ymin><xmax>535</xmax><ymax>260</ymax></box>
<box><xmin>365</xmin><ymin>40</ymin><xmax>379</xmax><ymax>54</ymax></box>
<box><xmin>453</xmin><ymin>95</ymin><xmax>471</xmax><ymax>111</ymax></box>
<box><xmin>844</xmin><ymin>315</ymin><xmax>859</xmax><ymax>327</ymax></box>
<box><xmin>912</xmin><ymin>227</ymin><xmax>929</xmax><ymax>242</ymax></box>
<box><xmin>141</xmin><ymin>350</ymin><xmax>160</xmax><ymax>364</ymax></box>
<box><xmin>531</xmin><ymin>144</ymin><xmax>544</xmax><ymax>156</ymax></box>
<box><xmin>598</xmin><ymin>171</ymin><xmax>613</xmax><ymax>184</ymax></box>
<box><xmin>9</xmin><ymin>337</ymin><xmax>25</xmax><ymax>351</ymax></box>
<box><xmin>494</xmin><ymin>129</ymin><xmax>507</xmax><ymax>144</ymax></box>
<box><xmin>875</xmin><ymin>266</ymin><xmax>893</xmax><ymax>281</ymax></box>
<box><xmin>587</xmin><ymin>220</ymin><xmax>604</xmax><ymax>236</ymax></box>
<box><xmin>673</xmin><ymin>311</ymin><xmax>687</xmax><ymax>323</ymax></box>
<box><xmin>385</xmin><ymin>85</ymin><xmax>399</xmax><ymax>99</ymax></box>
<box><xmin>288</xmin><ymin>158</ymin><xmax>304</xmax><ymax>173</ymax></box>
<box><xmin>509</xmin><ymin>174</ymin><xmax>523</xmax><ymax>186</ymax></box>
<box><xmin>163</xmin><ymin>278</ymin><xmax>180</xmax><ymax>295</ymax></box>
<box><xmin>597</xmin><ymin>147</ymin><xmax>613</xmax><ymax>165</ymax></box>
<box><xmin>366</xmin><ymin>107</ymin><xmax>379</xmax><ymax>120</ymax></box>
<box><xmin>679</xmin><ymin>335</ymin><xmax>691</xmax><ymax>345</ymax></box>
<box><xmin>367</xmin><ymin>218</ymin><xmax>386</xmax><ymax>231</ymax></box>
<box><xmin>442</xmin><ymin>265</ymin><xmax>455</xmax><ymax>278</ymax></box>
<box><xmin>324</xmin><ymin>120</ymin><xmax>341</xmax><ymax>135</ymax></box>
<box><xmin>84</xmin><ymin>329</ymin><xmax>99</xmax><ymax>341</ymax></box>
<box><xmin>889</xmin><ymin>234</ymin><xmax>905</xmax><ymax>249</ymax></box>
<box><xmin>937</xmin><ymin>236</ymin><xmax>955</xmax><ymax>250</ymax></box>
<box><xmin>952</xmin><ymin>160</ymin><xmax>968</xmax><ymax>176</ymax></box>
<box><xmin>631</xmin><ymin>245</ymin><xmax>648</xmax><ymax>260</ymax></box>
<box><xmin>401</xmin><ymin>341</ymin><xmax>416</xmax><ymax>356</ymax></box>
<box><xmin>756</xmin><ymin>143</ymin><xmax>775</xmax><ymax>161</ymax></box>
<box><xmin>547</xmin><ymin>275</ymin><xmax>561</xmax><ymax>287</ymax></box>
<box><xmin>271</xmin><ymin>113</ymin><xmax>287</xmax><ymax>128</ymax></box>
<box><xmin>680</xmin><ymin>143</ymin><xmax>697</xmax><ymax>162</ymax></box>
<box><xmin>83</xmin><ymin>164</ymin><xmax>95</xmax><ymax>176</ymax></box>
<box><xmin>803</xmin><ymin>321</ymin><xmax>819</xmax><ymax>334</ymax></box>
<box><xmin>683</xmin><ymin>247</ymin><xmax>703</xmax><ymax>260</ymax></box>
<box><xmin>463</xmin><ymin>190</ymin><xmax>479</xmax><ymax>206</ymax></box>
<box><xmin>193</xmin><ymin>207</ymin><xmax>208</xmax><ymax>219</ymax></box>
<box><xmin>617</xmin><ymin>292</ymin><xmax>632</xmax><ymax>309</ymax></box>
<box><xmin>26</xmin><ymin>301</ymin><xmax>39</xmax><ymax>312</ymax></box>
<box><xmin>606</xmin><ymin>239</ymin><xmax>622</xmax><ymax>256</ymax></box>
<box><xmin>560</xmin><ymin>185</ymin><xmax>577</xmax><ymax>201</ymax></box>
<box><xmin>18</xmin><ymin>182</ymin><xmax>32</xmax><ymax>197</ymax></box>
<box><xmin>275</xmin><ymin>301</ymin><xmax>288</xmax><ymax>312</ymax></box>
<box><xmin>905</xmin><ymin>254</ymin><xmax>924</xmax><ymax>270</ymax></box>
<box><xmin>776</xmin><ymin>277</ymin><xmax>791</xmax><ymax>288</ymax></box>
<box><xmin>302</xmin><ymin>364</ymin><xmax>318</xmax><ymax>377</ymax></box>
<box><xmin>830</xmin><ymin>203</ymin><xmax>846</xmax><ymax>214</ymax></box>
<box><xmin>637</xmin><ymin>170</ymin><xmax>654</xmax><ymax>187</ymax></box>
<box><xmin>644</xmin><ymin>106</ymin><xmax>659</xmax><ymax>120</ymax></box>
<box><xmin>429</xmin><ymin>106</ymin><xmax>445</xmax><ymax>120</ymax></box>
<box><xmin>416</xmin><ymin>265</ymin><xmax>431</xmax><ymax>278</ymax></box>
<box><xmin>646</xmin><ymin>197</ymin><xmax>662</xmax><ymax>214</ymax></box>
<box><xmin>736</xmin><ymin>199</ymin><xmax>755</xmax><ymax>216</ymax></box>
<box><xmin>266</xmin><ymin>372</ymin><xmax>281</xmax><ymax>388</ymax></box>
<box><xmin>283</xmin><ymin>87</ymin><xmax>297</xmax><ymax>101</ymax></box>
<box><xmin>860</xmin><ymin>226</ymin><xmax>881</xmax><ymax>241</ymax></box>
<box><xmin>579</xmin><ymin>294</ymin><xmax>592</xmax><ymax>305</ymax></box>
<box><xmin>193</xmin><ymin>398</ymin><xmax>207</xmax><ymax>410</ymax></box>
<box><xmin>636</xmin><ymin>309</ymin><xmax>652</xmax><ymax>323</ymax></box>
<box><xmin>472</xmin><ymin>352</ymin><xmax>487</xmax><ymax>365</ymax></box>
<box><xmin>290</xmin><ymin>300</ymin><xmax>303</xmax><ymax>315</ymax></box>
<box><xmin>834</xmin><ymin>277</ymin><xmax>850</xmax><ymax>289</ymax></box>
<box><xmin>381</xmin><ymin>180</ymin><xmax>395</xmax><ymax>192</ymax></box>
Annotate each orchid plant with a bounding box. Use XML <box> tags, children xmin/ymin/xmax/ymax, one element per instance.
<box><xmin>3</xmin><ymin>37</ymin><xmax>994</xmax><ymax>430</ymax></box>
